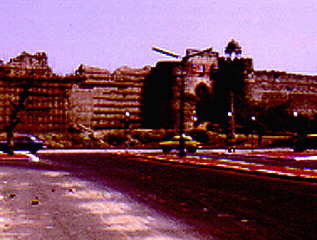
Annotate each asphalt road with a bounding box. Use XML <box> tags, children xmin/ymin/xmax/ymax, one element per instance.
<box><xmin>36</xmin><ymin>151</ymin><xmax>317</xmax><ymax>240</ymax></box>
<box><xmin>0</xmin><ymin>159</ymin><xmax>212</xmax><ymax>239</ymax></box>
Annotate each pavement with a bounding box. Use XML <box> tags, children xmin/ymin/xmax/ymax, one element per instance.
<box><xmin>0</xmin><ymin>165</ymin><xmax>210</xmax><ymax>239</ymax></box>
<box><xmin>0</xmin><ymin>149</ymin><xmax>316</xmax><ymax>239</ymax></box>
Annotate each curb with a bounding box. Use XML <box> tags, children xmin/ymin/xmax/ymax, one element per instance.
<box><xmin>0</xmin><ymin>152</ymin><xmax>39</xmax><ymax>162</ymax></box>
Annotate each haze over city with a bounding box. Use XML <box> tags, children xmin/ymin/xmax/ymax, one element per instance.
<box><xmin>1</xmin><ymin>0</ymin><xmax>316</xmax><ymax>75</ymax></box>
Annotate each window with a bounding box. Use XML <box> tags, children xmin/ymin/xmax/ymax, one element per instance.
<box><xmin>198</xmin><ymin>64</ymin><xmax>205</xmax><ymax>73</ymax></box>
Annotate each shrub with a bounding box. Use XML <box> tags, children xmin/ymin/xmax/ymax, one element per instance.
<box><xmin>103</xmin><ymin>131</ymin><xmax>126</xmax><ymax>147</ymax></box>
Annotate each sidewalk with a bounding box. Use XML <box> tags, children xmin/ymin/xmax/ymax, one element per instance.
<box><xmin>0</xmin><ymin>165</ymin><xmax>209</xmax><ymax>239</ymax></box>
<box><xmin>130</xmin><ymin>149</ymin><xmax>317</xmax><ymax>181</ymax></box>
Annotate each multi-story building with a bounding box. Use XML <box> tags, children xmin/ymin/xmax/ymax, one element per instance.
<box><xmin>0</xmin><ymin>51</ymin><xmax>83</xmax><ymax>133</ymax></box>
<box><xmin>71</xmin><ymin>64</ymin><xmax>151</xmax><ymax>129</ymax></box>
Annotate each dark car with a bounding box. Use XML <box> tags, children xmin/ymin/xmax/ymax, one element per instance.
<box><xmin>293</xmin><ymin>133</ymin><xmax>317</xmax><ymax>152</ymax></box>
<box><xmin>0</xmin><ymin>134</ymin><xmax>45</xmax><ymax>154</ymax></box>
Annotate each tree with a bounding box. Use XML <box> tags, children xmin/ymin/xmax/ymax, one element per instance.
<box><xmin>4</xmin><ymin>71</ymin><xmax>35</xmax><ymax>155</ymax></box>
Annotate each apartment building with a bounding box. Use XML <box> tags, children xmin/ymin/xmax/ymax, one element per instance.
<box><xmin>72</xmin><ymin>64</ymin><xmax>151</xmax><ymax>129</ymax></box>
<box><xmin>0</xmin><ymin>52</ymin><xmax>83</xmax><ymax>133</ymax></box>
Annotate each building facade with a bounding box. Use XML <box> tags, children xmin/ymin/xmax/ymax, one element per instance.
<box><xmin>1</xmin><ymin>47</ymin><xmax>317</xmax><ymax>134</ymax></box>
<box><xmin>142</xmin><ymin>48</ymin><xmax>220</xmax><ymax>129</ymax></box>
<box><xmin>0</xmin><ymin>52</ymin><xmax>83</xmax><ymax>133</ymax></box>
<box><xmin>142</xmin><ymin>47</ymin><xmax>253</xmax><ymax>130</ymax></box>
<box><xmin>143</xmin><ymin>44</ymin><xmax>317</xmax><ymax>131</ymax></box>
<box><xmin>71</xmin><ymin>64</ymin><xmax>151</xmax><ymax>130</ymax></box>
<box><xmin>246</xmin><ymin>70</ymin><xmax>317</xmax><ymax>116</ymax></box>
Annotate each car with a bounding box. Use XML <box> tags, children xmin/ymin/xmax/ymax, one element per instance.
<box><xmin>159</xmin><ymin>134</ymin><xmax>202</xmax><ymax>153</ymax></box>
<box><xmin>0</xmin><ymin>133</ymin><xmax>45</xmax><ymax>154</ymax></box>
<box><xmin>292</xmin><ymin>133</ymin><xmax>317</xmax><ymax>152</ymax></box>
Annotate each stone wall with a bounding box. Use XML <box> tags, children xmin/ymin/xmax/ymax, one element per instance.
<box><xmin>142</xmin><ymin>48</ymin><xmax>220</xmax><ymax>129</ymax></box>
<box><xmin>246</xmin><ymin>70</ymin><xmax>317</xmax><ymax>117</ymax></box>
<box><xmin>2</xmin><ymin>50</ymin><xmax>317</xmax><ymax>134</ymax></box>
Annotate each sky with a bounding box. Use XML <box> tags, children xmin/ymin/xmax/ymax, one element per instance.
<box><xmin>0</xmin><ymin>0</ymin><xmax>316</xmax><ymax>75</ymax></box>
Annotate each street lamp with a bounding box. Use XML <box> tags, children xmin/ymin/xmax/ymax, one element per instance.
<box><xmin>222</xmin><ymin>39</ymin><xmax>244</xmax><ymax>153</ymax></box>
<box><xmin>124</xmin><ymin>111</ymin><xmax>130</xmax><ymax>129</ymax></box>
<box><xmin>152</xmin><ymin>46</ymin><xmax>213</xmax><ymax>158</ymax></box>
<box><xmin>251</xmin><ymin>116</ymin><xmax>256</xmax><ymax>149</ymax></box>
<box><xmin>124</xmin><ymin>111</ymin><xmax>130</xmax><ymax>153</ymax></box>
<box><xmin>293</xmin><ymin>111</ymin><xmax>298</xmax><ymax>118</ymax></box>
<box><xmin>292</xmin><ymin>110</ymin><xmax>301</xmax><ymax>138</ymax></box>
<box><xmin>227</xmin><ymin>111</ymin><xmax>235</xmax><ymax>152</ymax></box>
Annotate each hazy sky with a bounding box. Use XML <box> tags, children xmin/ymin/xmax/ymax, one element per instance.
<box><xmin>1</xmin><ymin>0</ymin><xmax>316</xmax><ymax>75</ymax></box>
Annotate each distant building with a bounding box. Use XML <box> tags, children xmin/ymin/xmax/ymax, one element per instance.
<box><xmin>1</xmin><ymin>47</ymin><xmax>317</xmax><ymax>134</ymax></box>
<box><xmin>143</xmin><ymin>45</ymin><xmax>317</xmax><ymax>131</ymax></box>
<box><xmin>71</xmin><ymin>64</ymin><xmax>151</xmax><ymax>129</ymax></box>
<box><xmin>2</xmin><ymin>51</ymin><xmax>52</xmax><ymax>76</ymax></box>
<box><xmin>246</xmin><ymin>70</ymin><xmax>317</xmax><ymax>116</ymax></box>
<box><xmin>143</xmin><ymin>48</ymin><xmax>223</xmax><ymax>129</ymax></box>
<box><xmin>0</xmin><ymin>51</ymin><xmax>83</xmax><ymax>133</ymax></box>
<box><xmin>147</xmin><ymin>48</ymin><xmax>219</xmax><ymax>129</ymax></box>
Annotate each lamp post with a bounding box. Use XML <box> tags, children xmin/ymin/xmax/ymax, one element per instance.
<box><xmin>293</xmin><ymin>111</ymin><xmax>299</xmax><ymax>137</ymax></box>
<box><xmin>152</xmin><ymin>46</ymin><xmax>213</xmax><ymax>158</ymax></box>
<box><xmin>222</xmin><ymin>39</ymin><xmax>243</xmax><ymax>153</ymax></box>
<box><xmin>293</xmin><ymin>111</ymin><xmax>298</xmax><ymax>118</ymax></box>
<box><xmin>124</xmin><ymin>111</ymin><xmax>130</xmax><ymax>129</ymax></box>
<box><xmin>124</xmin><ymin>111</ymin><xmax>130</xmax><ymax>153</ymax></box>
<box><xmin>292</xmin><ymin>110</ymin><xmax>304</xmax><ymax>143</ymax></box>
<box><xmin>227</xmin><ymin>111</ymin><xmax>235</xmax><ymax>152</ymax></box>
<box><xmin>229</xmin><ymin>90</ymin><xmax>236</xmax><ymax>152</ymax></box>
<box><xmin>251</xmin><ymin>116</ymin><xmax>256</xmax><ymax>149</ymax></box>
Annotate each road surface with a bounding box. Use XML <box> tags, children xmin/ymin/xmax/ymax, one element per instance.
<box><xmin>37</xmin><ymin>150</ymin><xmax>317</xmax><ymax>240</ymax></box>
<box><xmin>0</xmin><ymin>160</ymin><xmax>212</xmax><ymax>239</ymax></box>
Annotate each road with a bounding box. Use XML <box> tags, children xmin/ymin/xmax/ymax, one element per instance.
<box><xmin>38</xmin><ymin>150</ymin><xmax>317</xmax><ymax>240</ymax></box>
<box><xmin>1</xmin><ymin>150</ymin><xmax>316</xmax><ymax>239</ymax></box>
<box><xmin>0</xmin><ymin>156</ymin><xmax>212</xmax><ymax>239</ymax></box>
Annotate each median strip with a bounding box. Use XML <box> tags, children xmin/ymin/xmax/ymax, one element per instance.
<box><xmin>128</xmin><ymin>151</ymin><xmax>317</xmax><ymax>181</ymax></box>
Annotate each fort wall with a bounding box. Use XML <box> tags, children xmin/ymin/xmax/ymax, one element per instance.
<box><xmin>1</xmin><ymin>50</ymin><xmax>317</xmax><ymax>133</ymax></box>
<box><xmin>247</xmin><ymin>70</ymin><xmax>317</xmax><ymax>117</ymax></box>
